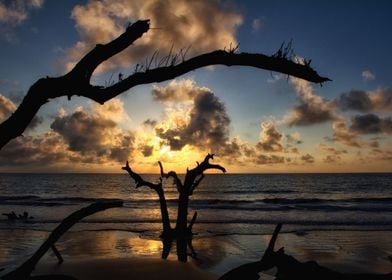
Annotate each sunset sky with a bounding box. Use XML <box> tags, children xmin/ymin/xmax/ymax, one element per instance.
<box><xmin>0</xmin><ymin>0</ymin><xmax>391</xmax><ymax>173</ymax></box>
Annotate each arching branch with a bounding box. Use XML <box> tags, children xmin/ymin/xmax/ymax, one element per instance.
<box><xmin>0</xmin><ymin>19</ymin><xmax>330</xmax><ymax>151</ymax></box>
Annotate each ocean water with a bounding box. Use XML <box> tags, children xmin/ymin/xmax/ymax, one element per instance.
<box><xmin>0</xmin><ymin>173</ymin><xmax>391</xmax><ymax>235</ymax></box>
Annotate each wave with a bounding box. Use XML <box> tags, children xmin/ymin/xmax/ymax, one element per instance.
<box><xmin>0</xmin><ymin>195</ymin><xmax>391</xmax><ymax>210</ymax></box>
<box><xmin>1</xmin><ymin>218</ymin><xmax>391</xmax><ymax>227</ymax></box>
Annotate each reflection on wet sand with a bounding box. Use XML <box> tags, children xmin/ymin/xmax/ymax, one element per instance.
<box><xmin>0</xmin><ymin>229</ymin><xmax>391</xmax><ymax>276</ymax></box>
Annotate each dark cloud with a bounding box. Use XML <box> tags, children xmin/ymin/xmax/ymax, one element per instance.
<box><xmin>318</xmin><ymin>143</ymin><xmax>347</xmax><ymax>155</ymax></box>
<box><xmin>254</xmin><ymin>154</ymin><xmax>284</xmax><ymax>165</ymax></box>
<box><xmin>256</xmin><ymin>123</ymin><xmax>283</xmax><ymax>152</ymax></box>
<box><xmin>331</xmin><ymin>120</ymin><xmax>360</xmax><ymax>147</ymax></box>
<box><xmin>337</xmin><ymin>90</ymin><xmax>372</xmax><ymax>112</ymax></box>
<box><xmin>143</xmin><ymin>119</ymin><xmax>157</xmax><ymax>127</ymax></box>
<box><xmin>288</xmin><ymin>102</ymin><xmax>335</xmax><ymax>126</ymax></box>
<box><xmin>337</xmin><ymin>88</ymin><xmax>392</xmax><ymax>113</ymax></box>
<box><xmin>287</xmin><ymin>78</ymin><xmax>335</xmax><ymax>126</ymax></box>
<box><xmin>301</xmin><ymin>153</ymin><xmax>315</xmax><ymax>163</ymax></box>
<box><xmin>0</xmin><ymin>132</ymin><xmax>72</xmax><ymax>167</ymax></box>
<box><xmin>156</xmin><ymin>90</ymin><xmax>230</xmax><ymax>152</ymax></box>
<box><xmin>323</xmin><ymin>155</ymin><xmax>341</xmax><ymax>163</ymax></box>
<box><xmin>350</xmin><ymin>114</ymin><xmax>392</xmax><ymax>134</ymax></box>
<box><xmin>108</xmin><ymin>134</ymin><xmax>134</xmax><ymax>162</ymax></box>
<box><xmin>50</xmin><ymin>109</ymin><xmax>134</xmax><ymax>162</ymax></box>
<box><xmin>140</xmin><ymin>145</ymin><xmax>154</xmax><ymax>157</ymax></box>
<box><xmin>286</xmin><ymin>133</ymin><xmax>302</xmax><ymax>145</ymax></box>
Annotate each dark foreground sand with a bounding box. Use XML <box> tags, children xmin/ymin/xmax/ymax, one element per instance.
<box><xmin>34</xmin><ymin>258</ymin><xmax>217</xmax><ymax>280</ymax></box>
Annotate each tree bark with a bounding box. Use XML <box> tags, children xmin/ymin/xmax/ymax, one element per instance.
<box><xmin>175</xmin><ymin>192</ymin><xmax>190</xmax><ymax>236</ymax></box>
<box><xmin>156</xmin><ymin>187</ymin><xmax>171</xmax><ymax>237</ymax></box>
<box><xmin>0</xmin><ymin>20</ymin><xmax>330</xmax><ymax>151</ymax></box>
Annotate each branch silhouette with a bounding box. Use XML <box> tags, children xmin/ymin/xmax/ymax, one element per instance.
<box><xmin>0</xmin><ymin>19</ymin><xmax>330</xmax><ymax>151</ymax></box>
<box><xmin>219</xmin><ymin>224</ymin><xmax>392</xmax><ymax>280</ymax></box>
<box><xmin>2</xmin><ymin>201</ymin><xmax>123</xmax><ymax>280</ymax></box>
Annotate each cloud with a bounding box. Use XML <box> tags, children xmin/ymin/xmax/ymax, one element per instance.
<box><xmin>318</xmin><ymin>143</ymin><xmax>347</xmax><ymax>155</ymax></box>
<box><xmin>0</xmin><ymin>99</ymin><xmax>136</xmax><ymax>169</ymax></box>
<box><xmin>143</xmin><ymin>119</ymin><xmax>157</xmax><ymax>127</ymax></box>
<box><xmin>301</xmin><ymin>153</ymin><xmax>315</xmax><ymax>163</ymax></box>
<box><xmin>0</xmin><ymin>0</ymin><xmax>44</xmax><ymax>42</ymax></box>
<box><xmin>152</xmin><ymin>79</ymin><xmax>205</xmax><ymax>103</ymax></box>
<box><xmin>331</xmin><ymin>120</ymin><xmax>360</xmax><ymax>147</ymax></box>
<box><xmin>0</xmin><ymin>94</ymin><xmax>16</xmax><ymax>121</ymax></box>
<box><xmin>362</xmin><ymin>70</ymin><xmax>375</xmax><ymax>81</ymax></box>
<box><xmin>93</xmin><ymin>98</ymin><xmax>132</xmax><ymax>124</ymax></box>
<box><xmin>254</xmin><ymin>154</ymin><xmax>285</xmax><ymax>165</ymax></box>
<box><xmin>155</xmin><ymin>81</ymin><xmax>230</xmax><ymax>153</ymax></box>
<box><xmin>140</xmin><ymin>144</ymin><xmax>154</xmax><ymax>157</ymax></box>
<box><xmin>0</xmin><ymin>132</ymin><xmax>71</xmax><ymax>167</ymax></box>
<box><xmin>252</xmin><ymin>18</ymin><xmax>263</xmax><ymax>32</ymax></box>
<box><xmin>337</xmin><ymin>88</ymin><xmax>392</xmax><ymax>113</ymax></box>
<box><xmin>50</xmin><ymin>107</ymin><xmax>134</xmax><ymax>162</ymax></box>
<box><xmin>323</xmin><ymin>155</ymin><xmax>341</xmax><ymax>163</ymax></box>
<box><xmin>350</xmin><ymin>113</ymin><xmax>392</xmax><ymax>134</ymax></box>
<box><xmin>256</xmin><ymin>122</ymin><xmax>283</xmax><ymax>152</ymax></box>
<box><xmin>286</xmin><ymin>132</ymin><xmax>302</xmax><ymax>144</ymax></box>
<box><xmin>285</xmin><ymin>78</ymin><xmax>336</xmax><ymax>126</ymax></box>
<box><xmin>65</xmin><ymin>0</ymin><xmax>242</xmax><ymax>72</ymax></box>
<box><xmin>0</xmin><ymin>0</ymin><xmax>43</xmax><ymax>25</ymax></box>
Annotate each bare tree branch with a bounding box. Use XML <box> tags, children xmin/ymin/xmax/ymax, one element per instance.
<box><xmin>184</xmin><ymin>154</ymin><xmax>226</xmax><ymax>194</ymax></box>
<box><xmin>122</xmin><ymin>160</ymin><xmax>161</xmax><ymax>190</ymax></box>
<box><xmin>158</xmin><ymin>161</ymin><xmax>183</xmax><ymax>192</ymax></box>
<box><xmin>123</xmin><ymin>161</ymin><xmax>172</xmax><ymax>236</ymax></box>
<box><xmin>0</xmin><ymin>19</ymin><xmax>330</xmax><ymax>151</ymax></box>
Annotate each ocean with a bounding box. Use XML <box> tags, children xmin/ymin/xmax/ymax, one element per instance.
<box><xmin>0</xmin><ymin>173</ymin><xmax>391</xmax><ymax>235</ymax></box>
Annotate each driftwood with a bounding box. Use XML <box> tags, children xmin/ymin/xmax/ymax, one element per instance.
<box><xmin>219</xmin><ymin>224</ymin><xmax>392</xmax><ymax>280</ymax></box>
<box><xmin>123</xmin><ymin>154</ymin><xmax>225</xmax><ymax>261</ymax></box>
<box><xmin>2</xmin><ymin>200</ymin><xmax>123</xmax><ymax>280</ymax></box>
<box><xmin>0</xmin><ymin>19</ymin><xmax>330</xmax><ymax>151</ymax></box>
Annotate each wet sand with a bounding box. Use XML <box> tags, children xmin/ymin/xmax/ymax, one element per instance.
<box><xmin>0</xmin><ymin>229</ymin><xmax>391</xmax><ymax>278</ymax></box>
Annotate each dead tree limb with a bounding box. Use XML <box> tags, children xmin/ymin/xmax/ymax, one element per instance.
<box><xmin>176</xmin><ymin>154</ymin><xmax>225</xmax><ymax>236</ymax></box>
<box><xmin>123</xmin><ymin>155</ymin><xmax>226</xmax><ymax>261</ymax></box>
<box><xmin>158</xmin><ymin>161</ymin><xmax>183</xmax><ymax>192</ymax></box>
<box><xmin>219</xmin><ymin>224</ymin><xmax>392</xmax><ymax>280</ymax></box>
<box><xmin>0</xmin><ymin>19</ymin><xmax>330</xmax><ymax>151</ymax></box>
<box><xmin>2</xmin><ymin>200</ymin><xmax>123</xmax><ymax>280</ymax></box>
<box><xmin>122</xmin><ymin>161</ymin><xmax>171</xmax><ymax>236</ymax></box>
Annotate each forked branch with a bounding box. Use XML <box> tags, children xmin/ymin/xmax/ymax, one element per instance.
<box><xmin>158</xmin><ymin>161</ymin><xmax>183</xmax><ymax>191</ymax></box>
<box><xmin>122</xmin><ymin>161</ymin><xmax>161</xmax><ymax>190</ymax></box>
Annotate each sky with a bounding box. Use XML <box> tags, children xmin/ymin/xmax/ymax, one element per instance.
<box><xmin>0</xmin><ymin>0</ymin><xmax>391</xmax><ymax>173</ymax></box>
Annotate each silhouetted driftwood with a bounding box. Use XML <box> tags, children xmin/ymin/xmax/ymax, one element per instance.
<box><xmin>122</xmin><ymin>161</ymin><xmax>171</xmax><ymax>237</ymax></box>
<box><xmin>219</xmin><ymin>224</ymin><xmax>392</xmax><ymax>280</ymax></box>
<box><xmin>2</xmin><ymin>200</ymin><xmax>123</xmax><ymax>280</ymax></box>
<box><xmin>0</xmin><ymin>19</ymin><xmax>330</xmax><ymax>151</ymax></box>
<box><xmin>123</xmin><ymin>154</ymin><xmax>225</xmax><ymax>261</ymax></box>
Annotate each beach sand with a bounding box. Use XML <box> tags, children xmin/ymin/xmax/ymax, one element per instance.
<box><xmin>0</xmin><ymin>229</ymin><xmax>391</xmax><ymax>279</ymax></box>
<box><xmin>33</xmin><ymin>258</ymin><xmax>217</xmax><ymax>280</ymax></box>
